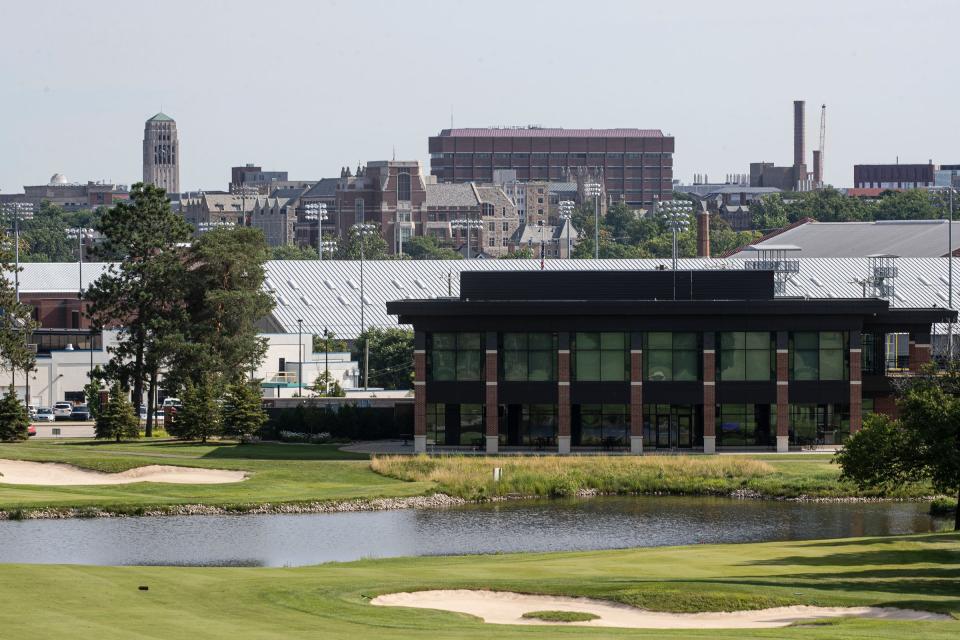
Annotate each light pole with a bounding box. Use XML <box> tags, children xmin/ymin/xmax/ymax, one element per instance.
<box><xmin>584</xmin><ymin>183</ymin><xmax>601</xmax><ymax>259</ymax></box>
<box><xmin>66</xmin><ymin>227</ymin><xmax>95</xmax><ymax>299</ymax></box>
<box><xmin>659</xmin><ymin>200</ymin><xmax>694</xmax><ymax>300</ymax></box>
<box><xmin>558</xmin><ymin>200</ymin><xmax>575</xmax><ymax>258</ymax></box>
<box><xmin>231</xmin><ymin>184</ymin><xmax>259</xmax><ymax>227</ymax></box>
<box><xmin>304</xmin><ymin>202</ymin><xmax>329</xmax><ymax>259</ymax></box>
<box><xmin>2</xmin><ymin>202</ymin><xmax>34</xmax><ymax>302</ymax></box>
<box><xmin>322</xmin><ymin>326</ymin><xmax>332</xmax><ymax>395</ymax></box>
<box><xmin>930</xmin><ymin>186</ymin><xmax>958</xmax><ymax>360</ymax></box>
<box><xmin>297</xmin><ymin>318</ymin><xmax>303</xmax><ymax>397</ymax></box>
<box><xmin>352</xmin><ymin>221</ymin><xmax>376</xmax><ymax>389</ymax></box>
<box><xmin>197</xmin><ymin>221</ymin><xmax>235</xmax><ymax>234</ymax></box>
<box><xmin>450</xmin><ymin>215</ymin><xmax>483</xmax><ymax>259</ymax></box>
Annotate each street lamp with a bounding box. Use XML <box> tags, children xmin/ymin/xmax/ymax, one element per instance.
<box><xmin>352</xmin><ymin>222</ymin><xmax>377</xmax><ymax>390</ymax></box>
<box><xmin>450</xmin><ymin>215</ymin><xmax>483</xmax><ymax>259</ymax></box>
<box><xmin>66</xmin><ymin>227</ymin><xmax>95</xmax><ymax>299</ymax></box>
<box><xmin>1</xmin><ymin>202</ymin><xmax>34</xmax><ymax>302</ymax></box>
<box><xmin>558</xmin><ymin>200</ymin><xmax>575</xmax><ymax>259</ymax></box>
<box><xmin>303</xmin><ymin>202</ymin><xmax>329</xmax><ymax>259</ymax></box>
<box><xmin>584</xmin><ymin>183</ymin><xmax>601</xmax><ymax>259</ymax></box>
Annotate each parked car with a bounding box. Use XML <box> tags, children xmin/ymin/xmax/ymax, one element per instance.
<box><xmin>27</xmin><ymin>425</ymin><xmax>37</xmax><ymax>437</ymax></box>
<box><xmin>53</xmin><ymin>401</ymin><xmax>74</xmax><ymax>421</ymax></box>
<box><xmin>35</xmin><ymin>408</ymin><xmax>55</xmax><ymax>422</ymax></box>
<box><xmin>27</xmin><ymin>404</ymin><xmax>37</xmax><ymax>419</ymax></box>
<box><xmin>138</xmin><ymin>406</ymin><xmax>163</xmax><ymax>422</ymax></box>
<box><xmin>70</xmin><ymin>404</ymin><xmax>92</xmax><ymax>421</ymax></box>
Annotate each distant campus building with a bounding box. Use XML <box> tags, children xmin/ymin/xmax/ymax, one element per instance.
<box><xmin>142</xmin><ymin>113</ymin><xmax>180</xmax><ymax>194</ymax></box>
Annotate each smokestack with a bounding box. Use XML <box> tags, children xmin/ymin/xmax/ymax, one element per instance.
<box><xmin>697</xmin><ymin>209</ymin><xmax>710</xmax><ymax>258</ymax></box>
<box><xmin>812</xmin><ymin>150</ymin><xmax>822</xmax><ymax>186</ymax></box>
<box><xmin>793</xmin><ymin>100</ymin><xmax>805</xmax><ymax>169</ymax></box>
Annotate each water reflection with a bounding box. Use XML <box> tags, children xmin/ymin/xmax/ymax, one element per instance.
<box><xmin>0</xmin><ymin>497</ymin><xmax>948</xmax><ymax>568</ymax></box>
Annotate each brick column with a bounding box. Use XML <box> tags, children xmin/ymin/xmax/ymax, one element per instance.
<box><xmin>630</xmin><ymin>332</ymin><xmax>644</xmax><ymax>454</ymax></box>
<box><xmin>776</xmin><ymin>331</ymin><xmax>789</xmax><ymax>452</ymax></box>
<box><xmin>909</xmin><ymin>333</ymin><xmax>932</xmax><ymax>373</ymax></box>
<box><xmin>413</xmin><ymin>331</ymin><xmax>427</xmax><ymax>453</ymax></box>
<box><xmin>702</xmin><ymin>332</ymin><xmax>716</xmax><ymax>454</ymax></box>
<box><xmin>485</xmin><ymin>332</ymin><xmax>499</xmax><ymax>454</ymax></box>
<box><xmin>557</xmin><ymin>332</ymin><xmax>571</xmax><ymax>454</ymax></box>
<box><xmin>849</xmin><ymin>334</ymin><xmax>862</xmax><ymax>434</ymax></box>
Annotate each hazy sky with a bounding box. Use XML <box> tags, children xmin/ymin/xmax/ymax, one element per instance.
<box><xmin>1</xmin><ymin>0</ymin><xmax>957</xmax><ymax>193</ymax></box>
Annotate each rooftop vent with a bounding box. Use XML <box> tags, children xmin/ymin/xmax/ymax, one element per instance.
<box><xmin>287</xmin><ymin>278</ymin><xmax>300</xmax><ymax>290</ymax></box>
<box><xmin>918</xmin><ymin>276</ymin><xmax>932</xmax><ymax>286</ymax></box>
<box><xmin>392</xmin><ymin>278</ymin><xmax>405</xmax><ymax>290</ymax></box>
<box><xmin>323</xmin><ymin>279</ymin><xmax>337</xmax><ymax>290</ymax></box>
<box><xmin>415</xmin><ymin>278</ymin><xmax>428</xmax><ymax>289</ymax></box>
<box><xmin>347</xmin><ymin>279</ymin><xmax>359</xmax><ymax>290</ymax></box>
<box><xmin>301</xmin><ymin>295</ymin><xmax>314</xmax><ymax>307</ymax></box>
<box><xmin>362</xmin><ymin>295</ymin><xmax>372</xmax><ymax>305</ymax></box>
<box><xmin>336</xmin><ymin>295</ymin><xmax>350</xmax><ymax>306</ymax></box>
<box><xmin>810</xmin><ymin>277</ymin><xmax>823</xmax><ymax>287</ymax></box>
<box><xmin>277</xmin><ymin>295</ymin><xmax>288</xmax><ymax>306</ymax></box>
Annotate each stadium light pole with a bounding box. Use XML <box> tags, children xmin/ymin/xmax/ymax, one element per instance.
<box><xmin>584</xmin><ymin>183</ymin><xmax>601</xmax><ymax>259</ymax></box>
<box><xmin>66</xmin><ymin>227</ymin><xmax>95</xmax><ymax>299</ymax></box>
<box><xmin>451</xmin><ymin>215</ymin><xmax>483</xmax><ymax>259</ymax></box>
<box><xmin>659</xmin><ymin>200</ymin><xmax>694</xmax><ymax>300</ymax></box>
<box><xmin>297</xmin><ymin>318</ymin><xmax>303</xmax><ymax>396</ymax></box>
<box><xmin>2</xmin><ymin>202</ymin><xmax>33</xmax><ymax>302</ymax></box>
<box><xmin>304</xmin><ymin>202</ymin><xmax>329</xmax><ymax>259</ymax></box>
<box><xmin>558</xmin><ymin>200</ymin><xmax>575</xmax><ymax>258</ymax></box>
<box><xmin>352</xmin><ymin>221</ymin><xmax>377</xmax><ymax>389</ymax></box>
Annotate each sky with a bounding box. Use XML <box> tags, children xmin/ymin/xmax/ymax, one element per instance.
<box><xmin>1</xmin><ymin>0</ymin><xmax>958</xmax><ymax>194</ymax></box>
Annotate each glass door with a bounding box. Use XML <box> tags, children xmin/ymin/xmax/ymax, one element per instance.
<box><xmin>656</xmin><ymin>412</ymin><xmax>671</xmax><ymax>448</ymax></box>
<box><xmin>676</xmin><ymin>414</ymin><xmax>692</xmax><ymax>448</ymax></box>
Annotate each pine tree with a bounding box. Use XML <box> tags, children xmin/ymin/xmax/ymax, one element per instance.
<box><xmin>221</xmin><ymin>381</ymin><xmax>267</xmax><ymax>441</ymax></box>
<box><xmin>95</xmin><ymin>385</ymin><xmax>139</xmax><ymax>442</ymax></box>
<box><xmin>173</xmin><ymin>376</ymin><xmax>222</xmax><ymax>443</ymax></box>
<box><xmin>0</xmin><ymin>386</ymin><xmax>30</xmax><ymax>442</ymax></box>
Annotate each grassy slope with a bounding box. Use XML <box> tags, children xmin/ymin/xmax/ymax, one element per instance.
<box><xmin>0</xmin><ymin>533</ymin><xmax>957</xmax><ymax>639</ymax></box>
<box><xmin>0</xmin><ymin>440</ymin><xmax>431</xmax><ymax>512</ymax></box>
<box><xmin>371</xmin><ymin>454</ymin><xmax>933</xmax><ymax>500</ymax></box>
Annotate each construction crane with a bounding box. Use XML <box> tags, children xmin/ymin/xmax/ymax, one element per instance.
<box><xmin>817</xmin><ymin>104</ymin><xmax>826</xmax><ymax>187</ymax></box>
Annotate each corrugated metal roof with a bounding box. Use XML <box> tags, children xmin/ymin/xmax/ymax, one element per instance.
<box><xmin>730</xmin><ymin>220</ymin><xmax>960</xmax><ymax>258</ymax></box>
<box><xmin>10</xmin><ymin>259</ymin><xmax>957</xmax><ymax>339</ymax></box>
<box><xmin>438</xmin><ymin>128</ymin><xmax>665</xmax><ymax>138</ymax></box>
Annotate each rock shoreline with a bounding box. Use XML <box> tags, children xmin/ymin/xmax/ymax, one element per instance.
<box><xmin>0</xmin><ymin>490</ymin><xmax>937</xmax><ymax>520</ymax></box>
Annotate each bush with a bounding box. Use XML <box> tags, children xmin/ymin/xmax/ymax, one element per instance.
<box><xmin>278</xmin><ymin>430</ymin><xmax>332</xmax><ymax>444</ymax></box>
<box><xmin>930</xmin><ymin>497</ymin><xmax>958</xmax><ymax>516</ymax></box>
<box><xmin>263</xmin><ymin>404</ymin><xmax>411</xmax><ymax>441</ymax></box>
<box><xmin>521</xmin><ymin>611</ymin><xmax>599</xmax><ymax>622</ymax></box>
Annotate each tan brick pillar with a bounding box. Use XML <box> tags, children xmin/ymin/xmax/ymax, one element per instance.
<box><xmin>776</xmin><ymin>331</ymin><xmax>789</xmax><ymax>452</ymax></box>
<box><xmin>630</xmin><ymin>332</ymin><xmax>643</xmax><ymax>454</ymax></box>
<box><xmin>702</xmin><ymin>332</ymin><xmax>716</xmax><ymax>453</ymax></box>
<box><xmin>849</xmin><ymin>342</ymin><xmax>862</xmax><ymax>434</ymax></box>
<box><xmin>413</xmin><ymin>335</ymin><xmax>427</xmax><ymax>453</ymax></box>
<box><xmin>558</xmin><ymin>333</ymin><xmax>571</xmax><ymax>454</ymax></box>
<box><xmin>485</xmin><ymin>332</ymin><xmax>499</xmax><ymax>454</ymax></box>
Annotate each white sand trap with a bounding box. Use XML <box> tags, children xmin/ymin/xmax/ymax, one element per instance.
<box><xmin>371</xmin><ymin>590</ymin><xmax>952</xmax><ymax>629</ymax></box>
<box><xmin>0</xmin><ymin>459</ymin><xmax>247</xmax><ymax>485</ymax></box>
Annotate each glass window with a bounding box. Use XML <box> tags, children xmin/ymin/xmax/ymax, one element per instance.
<box><xmin>428</xmin><ymin>332</ymin><xmax>483</xmax><ymax>381</ymax></box>
<box><xmin>426</xmin><ymin>403</ymin><xmax>445</xmax><ymax>445</ymax></box>
<box><xmin>502</xmin><ymin>333</ymin><xmax>556</xmax><ymax>381</ymax></box>
<box><xmin>577</xmin><ymin>404</ymin><xmax>628</xmax><ymax>446</ymax></box>
<box><xmin>719</xmin><ymin>331</ymin><xmax>772</xmax><ymax>381</ymax></box>
<box><xmin>644</xmin><ymin>332</ymin><xmax>699</xmax><ymax>381</ymax></box>
<box><xmin>574</xmin><ymin>332</ymin><xmax>628</xmax><ymax>381</ymax></box>
<box><xmin>790</xmin><ymin>331</ymin><xmax>847</xmax><ymax>380</ymax></box>
<box><xmin>397</xmin><ymin>172</ymin><xmax>411</xmax><ymax>201</ymax></box>
<box><xmin>459</xmin><ymin>404</ymin><xmax>484</xmax><ymax>446</ymax></box>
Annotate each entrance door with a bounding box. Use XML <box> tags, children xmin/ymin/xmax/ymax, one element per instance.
<box><xmin>655</xmin><ymin>412</ymin><xmax>671</xmax><ymax>448</ymax></box>
<box><xmin>676</xmin><ymin>414</ymin><xmax>692</xmax><ymax>448</ymax></box>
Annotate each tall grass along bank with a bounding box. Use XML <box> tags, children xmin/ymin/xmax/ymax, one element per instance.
<box><xmin>371</xmin><ymin>454</ymin><xmax>934</xmax><ymax>500</ymax></box>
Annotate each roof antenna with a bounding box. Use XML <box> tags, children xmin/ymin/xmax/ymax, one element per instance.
<box><xmin>450</xmin><ymin>105</ymin><xmax>454</xmax><ymax>129</ymax></box>
<box><xmin>392</xmin><ymin>145</ymin><xmax>396</xmax><ymax>161</ymax></box>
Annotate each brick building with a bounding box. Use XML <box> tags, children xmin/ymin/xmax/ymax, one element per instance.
<box><xmin>854</xmin><ymin>163</ymin><xmax>937</xmax><ymax>189</ymax></box>
<box><xmin>428</xmin><ymin>127</ymin><xmax>674</xmax><ymax>208</ymax></box>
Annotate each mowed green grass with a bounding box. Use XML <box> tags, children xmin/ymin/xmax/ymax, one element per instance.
<box><xmin>0</xmin><ymin>440</ymin><xmax>431</xmax><ymax>512</ymax></box>
<box><xmin>0</xmin><ymin>533</ymin><xmax>957</xmax><ymax>639</ymax></box>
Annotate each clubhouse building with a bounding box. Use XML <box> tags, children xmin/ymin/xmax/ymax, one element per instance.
<box><xmin>387</xmin><ymin>269</ymin><xmax>955</xmax><ymax>454</ymax></box>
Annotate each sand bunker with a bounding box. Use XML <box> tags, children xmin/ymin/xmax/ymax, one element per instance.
<box><xmin>371</xmin><ymin>590</ymin><xmax>951</xmax><ymax>629</ymax></box>
<box><xmin>0</xmin><ymin>459</ymin><xmax>247</xmax><ymax>485</ymax></box>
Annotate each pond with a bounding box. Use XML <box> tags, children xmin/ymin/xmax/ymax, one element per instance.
<box><xmin>0</xmin><ymin>497</ymin><xmax>948</xmax><ymax>567</ymax></box>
